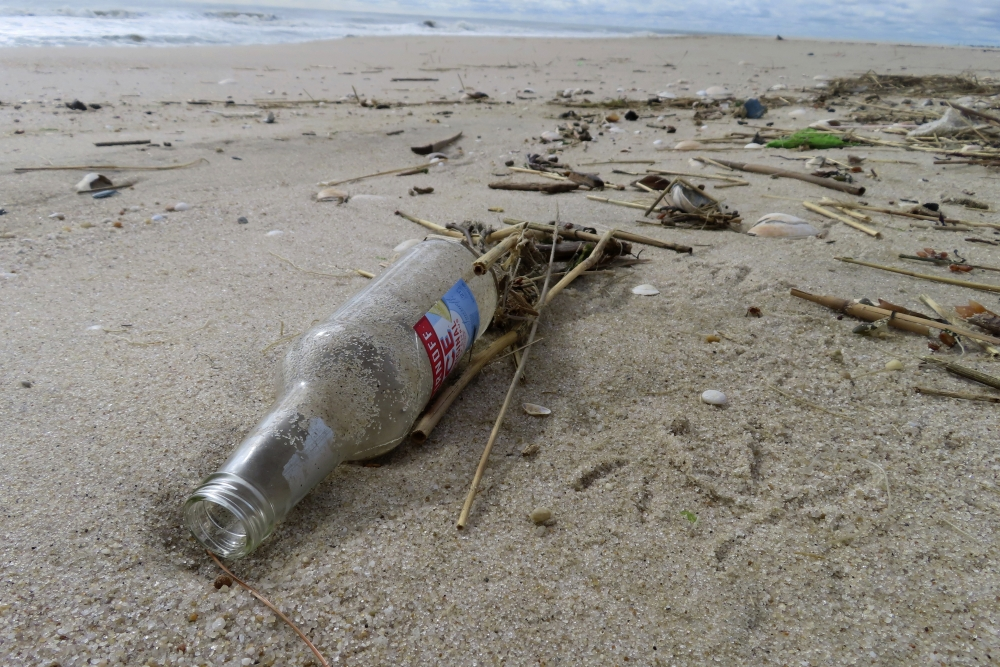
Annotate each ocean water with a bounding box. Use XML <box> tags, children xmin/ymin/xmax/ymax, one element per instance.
<box><xmin>0</xmin><ymin>1</ymin><xmax>657</xmax><ymax>48</ymax></box>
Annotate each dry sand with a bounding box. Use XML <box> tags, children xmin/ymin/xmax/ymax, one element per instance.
<box><xmin>2</xmin><ymin>35</ymin><xmax>1000</xmax><ymax>666</ymax></box>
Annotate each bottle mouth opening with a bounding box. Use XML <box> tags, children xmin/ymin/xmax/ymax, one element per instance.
<box><xmin>183</xmin><ymin>474</ymin><xmax>274</xmax><ymax>559</ymax></box>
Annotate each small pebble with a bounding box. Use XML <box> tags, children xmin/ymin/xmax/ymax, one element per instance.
<box><xmin>885</xmin><ymin>359</ymin><xmax>904</xmax><ymax>371</ymax></box>
<box><xmin>213</xmin><ymin>574</ymin><xmax>233</xmax><ymax>589</ymax></box>
<box><xmin>829</xmin><ymin>349</ymin><xmax>844</xmax><ymax>363</ymax></box>
<box><xmin>529</xmin><ymin>507</ymin><xmax>552</xmax><ymax>524</ymax></box>
<box><xmin>188</xmin><ymin>613</ymin><xmax>198</xmax><ymax>622</ymax></box>
<box><xmin>20</xmin><ymin>380</ymin><xmax>32</xmax><ymax>388</ymax></box>
<box><xmin>237</xmin><ymin>216</ymin><xmax>249</xmax><ymax>224</ymax></box>
<box><xmin>151</xmin><ymin>214</ymin><xmax>165</xmax><ymax>222</ymax></box>
<box><xmin>704</xmin><ymin>334</ymin><xmax>721</xmax><ymax>343</ymax></box>
<box><xmin>701</xmin><ymin>389</ymin><xmax>727</xmax><ymax>406</ymax></box>
<box><xmin>171</xmin><ymin>202</ymin><xmax>190</xmax><ymax>212</ymax></box>
<box><xmin>521</xmin><ymin>443</ymin><xmax>540</xmax><ymax>457</ymax></box>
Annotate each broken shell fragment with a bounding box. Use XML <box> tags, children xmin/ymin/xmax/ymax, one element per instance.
<box><xmin>75</xmin><ymin>173</ymin><xmax>113</xmax><ymax>193</ymax></box>
<box><xmin>632</xmin><ymin>284</ymin><xmax>660</xmax><ymax>296</ymax></box>
<box><xmin>316</xmin><ymin>187</ymin><xmax>349</xmax><ymax>203</ymax></box>
<box><xmin>673</xmin><ymin>140</ymin><xmax>703</xmax><ymax>151</ymax></box>
<box><xmin>166</xmin><ymin>202</ymin><xmax>190</xmax><ymax>212</ymax></box>
<box><xmin>523</xmin><ymin>403</ymin><xmax>551</xmax><ymax>416</ymax></box>
<box><xmin>747</xmin><ymin>213</ymin><xmax>821</xmax><ymax>239</ymax></box>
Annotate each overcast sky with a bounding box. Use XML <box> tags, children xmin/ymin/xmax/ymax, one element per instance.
<box><xmin>181</xmin><ymin>0</ymin><xmax>1000</xmax><ymax>45</ymax></box>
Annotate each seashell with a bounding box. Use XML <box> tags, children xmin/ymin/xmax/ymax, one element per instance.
<box><xmin>885</xmin><ymin>359</ymin><xmax>904</xmax><ymax>371</ymax></box>
<box><xmin>632</xmin><ymin>284</ymin><xmax>660</xmax><ymax>296</ymax></box>
<box><xmin>788</xmin><ymin>108</ymin><xmax>806</xmax><ymax>117</ymax></box>
<box><xmin>75</xmin><ymin>173</ymin><xmax>113</xmax><ymax>193</ymax></box>
<box><xmin>813</xmin><ymin>74</ymin><xmax>831</xmax><ymax>81</ymax></box>
<box><xmin>688</xmin><ymin>158</ymin><xmax>706</xmax><ymax>169</ymax></box>
<box><xmin>669</xmin><ymin>183</ymin><xmax>712</xmax><ymax>214</ymax></box>
<box><xmin>744</xmin><ymin>143</ymin><xmax>763</xmax><ymax>149</ymax></box>
<box><xmin>49</xmin><ymin>212</ymin><xmax>65</xmax><ymax>220</ymax></box>
<box><xmin>747</xmin><ymin>213</ymin><xmax>821</xmax><ymax>238</ymax></box>
<box><xmin>701</xmin><ymin>390</ymin><xmax>727</xmax><ymax>406</ymax></box>
<box><xmin>769</xmin><ymin>83</ymin><xmax>787</xmax><ymax>91</ymax></box>
<box><xmin>393</xmin><ymin>239</ymin><xmax>421</xmax><ymax>253</ymax></box>
<box><xmin>523</xmin><ymin>403</ymin><xmax>551</xmax><ymax>416</ymax></box>
<box><xmin>265</xmin><ymin>230</ymin><xmax>283</xmax><ymax>237</ymax></box>
<box><xmin>653</xmin><ymin>139</ymin><xmax>668</xmax><ymax>151</ymax></box>
<box><xmin>806</xmin><ymin>156</ymin><xmax>827</xmax><ymax>168</ymax></box>
<box><xmin>151</xmin><ymin>214</ymin><xmax>166</xmax><ymax>222</ymax></box>
<box><xmin>316</xmin><ymin>187</ymin><xmax>349</xmax><ymax>203</ymax></box>
<box><xmin>540</xmin><ymin>130</ymin><xmax>561</xmax><ymax>142</ymax></box>
<box><xmin>217</xmin><ymin>78</ymin><xmax>236</xmax><ymax>85</ymax></box>
<box><xmin>167</xmin><ymin>202</ymin><xmax>190</xmax><ymax>212</ymax></box>
<box><xmin>673</xmin><ymin>140</ymin><xmax>703</xmax><ymax>151</ymax></box>
<box><xmin>705</xmin><ymin>86</ymin><xmax>732</xmax><ymax>98</ymax></box>
<box><xmin>262</xmin><ymin>111</ymin><xmax>275</xmax><ymax>124</ymax></box>
<box><xmin>657</xmin><ymin>91</ymin><xmax>677</xmax><ymax>99</ymax></box>
<box><xmin>529</xmin><ymin>507</ymin><xmax>552</xmax><ymax>524</ymax></box>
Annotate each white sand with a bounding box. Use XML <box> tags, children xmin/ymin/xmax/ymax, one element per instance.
<box><xmin>2</xmin><ymin>35</ymin><xmax>1000</xmax><ymax>665</ymax></box>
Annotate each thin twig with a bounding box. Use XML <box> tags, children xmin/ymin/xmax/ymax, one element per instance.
<box><xmin>268</xmin><ymin>251</ymin><xmax>349</xmax><ymax>278</ymax></box>
<box><xmin>915</xmin><ymin>386</ymin><xmax>1000</xmax><ymax>403</ymax></box>
<box><xmin>318</xmin><ymin>163</ymin><xmax>435</xmax><ymax>187</ymax></box>
<box><xmin>207</xmin><ymin>552</ymin><xmax>330</xmax><ymax>667</ymax></box>
<box><xmin>14</xmin><ymin>158</ymin><xmax>208</xmax><ymax>173</ymax></box>
<box><xmin>766</xmin><ymin>384</ymin><xmax>854</xmax><ymax>420</ymax></box>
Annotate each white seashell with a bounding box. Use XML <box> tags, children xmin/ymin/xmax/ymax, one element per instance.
<box><xmin>813</xmin><ymin>74</ymin><xmax>831</xmax><ymax>81</ymax></box>
<box><xmin>540</xmin><ymin>130</ymin><xmax>561</xmax><ymax>142</ymax></box>
<box><xmin>151</xmin><ymin>214</ymin><xmax>166</xmax><ymax>222</ymax></box>
<box><xmin>747</xmin><ymin>213</ymin><xmax>821</xmax><ymax>239</ymax></box>
<box><xmin>316</xmin><ymin>187</ymin><xmax>349</xmax><ymax>203</ymax></box>
<box><xmin>688</xmin><ymin>158</ymin><xmax>706</xmax><ymax>169</ymax></box>
<box><xmin>265</xmin><ymin>230</ymin><xmax>283</xmax><ymax>237</ymax></box>
<box><xmin>657</xmin><ymin>91</ymin><xmax>677</xmax><ymax>99</ymax></box>
<box><xmin>705</xmin><ymin>86</ymin><xmax>732</xmax><ymax>98</ymax></box>
<box><xmin>523</xmin><ymin>403</ymin><xmax>551</xmax><ymax>416</ymax></box>
<box><xmin>669</xmin><ymin>183</ymin><xmax>712</xmax><ymax>214</ymax></box>
<box><xmin>696</xmin><ymin>90</ymin><xmax>707</xmax><ymax>97</ymax></box>
<box><xmin>171</xmin><ymin>202</ymin><xmax>190</xmax><ymax>212</ymax></box>
<box><xmin>701</xmin><ymin>390</ymin><xmax>727</xmax><ymax>406</ymax></box>
<box><xmin>653</xmin><ymin>139</ymin><xmax>668</xmax><ymax>150</ymax></box>
<box><xmin>885</xmin><ymin>359</ymin><xmax>904</xmax><ymax>371</ymax></box>
<box><xmin>744</xmin><ymin>143</ymin><xmax>763</xmax><ymax>149</ymax></box>
<box><xmin>788</xmin><ymin>108</ymin><xmax>806</xmax><ymax>117</ymax></box>
<box><xmin>769</xmin><ymin>83</ymin><xmax>787</xmax><ymax>91</ymax></box>
<box><xmin>75</xmin><ymin>173</ymin><xmax>113</xmax><ymax>192</ymax></box>
<box><xmin>806</xmin><ymin>156</ymin><xmax>827</xmax><ymax>167</ymax></box>
<box><xmin>673</xmin><ymin>140</ymin><xmax>703</xmax><ymax>151</ymax></box>
<box><xmin>393</xmin><ymin>239</ymin><xmax>421</xmax><ymax>253</ymax></box>
<box><xmin>632</xmin><ymin>284</ymin><xmax>660</xmax><ymax>296</ymax></box>
<box><xmin>49</xmin><ymin>212</ymin><xmax>65</xmax><ymax>220</ymax></box>
<box><xmin>217</xmin><ymin>78</ymin><xmax>236</xmax><ymax>85</ymax></box>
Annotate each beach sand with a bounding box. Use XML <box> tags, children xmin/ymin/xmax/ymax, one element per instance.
<box><xmin>2</xmin><ymin>35</ymin><xmax>1000</xmax><ymax>665</ymax></box>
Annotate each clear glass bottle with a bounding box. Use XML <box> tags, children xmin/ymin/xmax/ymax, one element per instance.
<box><xmin>184</xmin><ymin>238</ymin><xmax>497</xmax><ymax>558</ymax></box>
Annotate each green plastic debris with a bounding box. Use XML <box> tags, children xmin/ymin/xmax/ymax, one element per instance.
<box><xmin>766</xmin><ymin>128</ymin><xmax>854</xmax><ymax>149</ymax></box>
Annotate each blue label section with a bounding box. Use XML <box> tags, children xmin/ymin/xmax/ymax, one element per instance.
<box><xmin>414</xmin><ymin>279</ymin><xmax>481</xmax><ymax>394</ymax></box>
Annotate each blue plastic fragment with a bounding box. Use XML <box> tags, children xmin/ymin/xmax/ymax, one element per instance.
<box><xmin>92</xmin><ymin>190</ymin><xmax>118</xmax><ymax>199</ymax></box>
<box><xmin>744</xmin><ymin>98</ymin><xmax>767</xmax><ymax>119</ymax></box>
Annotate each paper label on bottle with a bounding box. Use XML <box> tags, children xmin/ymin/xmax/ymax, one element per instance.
<box><xmin>414</xmin><ymin>279</ymin><xmax>480</xmax><ymax>394</ymax></box>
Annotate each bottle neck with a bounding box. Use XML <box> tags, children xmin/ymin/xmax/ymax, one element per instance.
<box><xmin>184</xmin><ymin>384</ymin><xmax>342</xmax><ymax>558</ymax></box>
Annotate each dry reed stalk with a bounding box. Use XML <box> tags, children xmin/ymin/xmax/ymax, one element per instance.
<box><xmin>915</xmin><ymin>386</ymin><xmax>1000</xmax><ymax>403</ymax></box>
<box><xmin>319</xmin><ymin>164</ymin><xmax>433</xmax><ymax>187</ymax></box>
<box><xmin>835</xmin><ymin>257</ymin><xmax>1000</xmax><ymax>294</ymax></box>
<box><xmin>14</xmin><ymin>158</ymin><xmax>208</xmax><ymax>173</ymax></box>
<box><xmin>502</xmin><ymin>218</ymin><xmax>692</xmax><ymax>254</ymax></box>
<box><xmin>790</xmin><ymin>289</ymin><xmax>1000</xmax><ymax>346</ymax></box>
<box><xmin>474</xmin><ymin>234</ymin><xmax>521</xmax><ymax>275</ymax></box>
<box><xmin>457</xmin><ymin>225</ymin><xmax>561</xmax><ymax>529</ymax></box>
<box><xmin>544</xmin><ymin>229</ymin><xmax>615</xmax><ymax>306</ymax></box>
<box><xmin>804</xmin><ymin>201</ymin><xmax>882</xmax><ymax>238</ymax></box>
<box><xmin>920</xmin><ymin>357</ymin><xmax>1000</xmax><ymax>391</ymax></box>
<box><xmin>394</xmin><ymin>210</ymin><xmax>466</xmax><ymax>239</ymax></box>
<box><xmin>410</xmin><ymin>330</ymin><xmax>520</xmax><ymax>442</ymax></box>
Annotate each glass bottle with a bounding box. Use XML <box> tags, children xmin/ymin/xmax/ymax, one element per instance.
<box><xmin>184</xmin><ymin>238</ymin><xmax>497</xmax><ymax>557</ymax></box>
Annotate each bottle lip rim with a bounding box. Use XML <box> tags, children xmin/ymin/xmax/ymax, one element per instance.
<box><xmin>184</xmin><ymin>473</ymin><xmax>275</xmax><ymax>559</ymax></box>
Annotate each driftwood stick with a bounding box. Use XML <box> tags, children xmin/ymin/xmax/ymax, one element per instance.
<box><xmin>827</xmin><ymin>200</ymin><xmax>1000</xmax><ymax>230</ymax></box>
<box><xmin>410</xmin><ymin>330</ymin><xmax>520</xmax><ymax>443</ymax></box>
<box><xmin>502</xmin><ymin>218</ymin><xmax>692</xmax><ymax>254</ymax></box>
<box><xmin>803</xmin><ymin>201</ymin><xmax>881</xmax><ymax>238</ymax></box>
<box><xmin>544</xmin><ymin>229</ymin><xmax>615</xmax><ymax>305</ymax></box>
<box><xmin>457</xmin><ymin>225</ymin><xmax>560</xmax><ymax>529</ymax></box>
<box><xmin>915</xmin><ymin>386</ymin><xmax>1000</xmax><ymax>403</ymax></box>
<box><xmin>489</xmin><ymin>181</ymin><xmax>579</xmax><ymax>194</ymax></box>
<box><xmin>647</xmin><ymin>169</ymin><xmax>745</xmax><ymax>183</ymax></box>
<box><xmin>474</xmin><ymin>233</ymin><xmax>521</xmax><ymax>275</ymax></box>
<box><xmin>93</xmin><ymin>139</ymin><xmax>151</xmax><ymax>147</ymax></box>
<box><xmin>920</xmin><ymin>357</ymin><xmax>1000</xmax><ymax>391</ymax></box>
<box><xmin>709</xmin><ymin>158</ymin><xmax>866</xmax><ymax>196</ymax></box>
<box><xmin>412</xmin><ymin>131</ymin><xmax>463</xmax><ymax>156</ymax></box>
<box><xmin>790</xmin><ymin>289</ymin><xmax>1000</xmax><ymax>346</ymax></box>
<box><xmin>508</xmin><ymin>166</ymin><xmax>568</xmax><ymax>181</ymax></box>
<box><xmin>394</xmin><ymin>210</ymin><xmax>465</xmax><ymax>238</ymax></box>
<box><xmin>835</xmin><ymin>257</ymin><xmax>1000</xmax><ymax>294</ymax></box>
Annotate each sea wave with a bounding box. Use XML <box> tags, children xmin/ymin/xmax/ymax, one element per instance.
<box><xmin>0</xmin><ymin>1</ymin><xmax>653</xmax><ymax>48</ymax></box>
